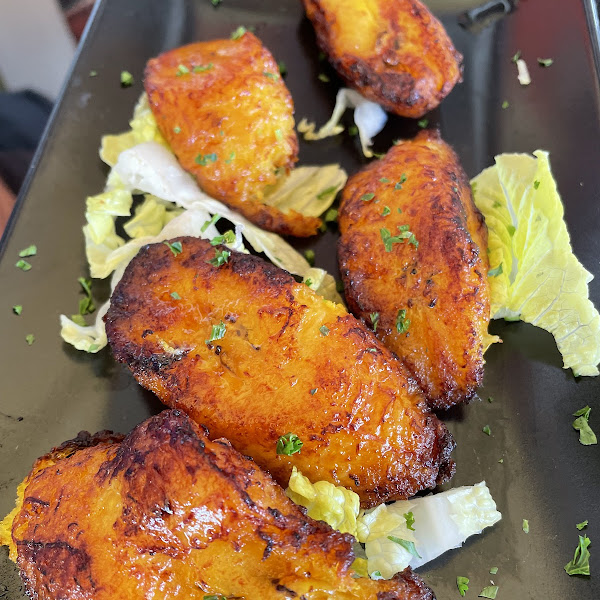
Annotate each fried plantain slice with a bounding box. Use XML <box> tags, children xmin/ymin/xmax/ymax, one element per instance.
<box><xmin>104</xmin><ymin>237</ymin><xmax>455</xmax><ymax>507</ymax></box>
<box><xmin>303</xmin><ymin>0</ymin><xmax>462</xmax><ymax>118</ymax></box>
<box><xmin>144</xmin><ymin>32</ymin><xmax>322</xmax><ymax>237</ymax></box>
<box><xmin>4</xmin><ymin>410</ymin><xmax>435</xmax><ymax>600</ymax></box>
<box><xmin>338</xmin><ymin>130</ymin><xmax>490</xmax><ymax>409</ymax></box>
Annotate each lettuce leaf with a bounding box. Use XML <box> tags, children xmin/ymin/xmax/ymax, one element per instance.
<box><xmin>472</xmin><ymin>151</ymin><xmax>600</xmax><ymax>376</ymax></box>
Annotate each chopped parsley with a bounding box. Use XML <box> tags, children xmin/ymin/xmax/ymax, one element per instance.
<box><xmin>25</xmin><ymin>334</ymin><xmax>35</xmax><ymax>346</ymax></box>
<box><xmin>195</xmin><ymin>153</ymin><xmax>218</xmax><ymax>166</ymax></box>
<box><xmin>319</xmin><ymin>325</ymin><xmax>330</xmax><ymax>336</ymax></box>
<box><xmin>89</xmin><ymin>70</ymin><xmax>97</xmax><ymax>77</ymax></box>
<box><xmin>523</xmin><ymin>519</ymin><xmax>530</xmax><ymax>533</ymax></box>
<box><xmin>382</xmin><ymin>206</ymin><xmax>391</xmax><ymax>216</ymax></box>
<box><xmin>479</xmin><ymin>585</ymin><xmax>499</xmax><ymax>599</ymax></box>
<box><xmin>193</xmin><ymin>63</ymin><xmax>214</xmax><ymax>73</ymax></box>
<box><xmin>176</xmin><ymin>64</ymin><xmax>190</xmax><ymax>76</ymax></box>
<box><xmin>19</xmin><ymin>245</ymin><xmax>37</xmax><ymax>257</ymax></box>
<box><xmin>13</xmin><ymin>305</ymin><xmax>22</xmax><ymax>315</ymax></box>
<box><xmin>173</xmin><ymin>126</ymin><xmax>181</xmax><ymax>134</ymax></box>
<box><xmin>489</xmin><ymin>567</ymin><xmax>498</xmax><ymax>575</ymax></box>
<box><xmin>404</xmin><ymin>511</ymin><xmax>415</xmax><ymax>531</ymax></box>
<box><xmin>387</xmin><ymin>536</ymin><xmax>421</xmax><ymax>558</ymax></box>
<box><xmin>231</xmin><ymin>25</ymin><xmax>248</xmax><ymax>40</ymax></box>
<box><xmin>577</xmin><ymin>520</ymin><xmax>589</xmax><ymax>531</ymax></box>
<box><xmin>276</xmin><ymin>433</ymin><xmax>303</xmax><ymax>455</ymax></box>
<box><xmin>502</xmin><ymin>100</ymin><xmax>509</xmax><ymax>109</ymax></box>
<box><xmin>324</xmin><ymin>208</ymin><xmax>338</xmax><ymax>223</ymax></box>
<box><xmin>304</xmin><ymin>249</ymin><xmax>315</xmax><ymax>266</ymax></box>
<box><xmin>225</xmin><ymin>151</ymin><xmax>235</xmax><ymax>164</ymax></box>
<box><xmin>488</xmin><ymin>396</ymin><xmax>494</xmax><ymax>403</ymax></box>
<box><xmin>120</xmin><ymin>70</ymin><xmax>134</xmax><ymax>86</ymax></box>
<box><xmin>488</xmin><ymin>263</ymin><xmax>503</xmax><ymax>277</ymax></box>
<box><xmin>70</xmin><ymin>314</ymin><xmax>86</xmax><ymax>326</ymax></box>
<box><xmin>572</xmin><ymin>406</ymin><xmax>597</xmax><ymax>445</ymax></box>
<box><xmin>318</xmin><ymin>73</ymin><xmax>330</xmax><ymax>82</ymax></box>
<box><xmin>361</xmin><ymin>193</ymin><xmax>375</xmax><ymax>202</ymax></box>
<box><xmin>457</xmin><ymin>576</ymin><xmax>469</xmax><ymax>597</ymax></box>
<box><xmin>316</xmin><ymin>185</ymin><xmax>338</xmax><ymax>200</ymax></box>
<box><xmin>380</xmin><ymin>226</ymin><xmax>418</xmax><ymax>252</ymax></box>
<box><xmin>206</xmin><ymin>321</ymin><xmax>226</xmax><ymax>345</ymax></box>
<box><xmin>511</xmin><ymin>50</ymin><xmax>522</xmax><ymax>63</ymax></box>
<box><xmin>538</xmin><ymin>57</ymin><xmax>554</xmax><ymax>67</ymax></box>
<box><xmin>305</xmin><ymin>278</ymin><xmax>313</xmax><ymax>287</ymax></box>
<box><xmin>208</xmin><ymin>249</ymin><xmax>231</xmax><ymax>267</ymax></box>
<box><xmin>498</xmin><ymin>457</ymin><xmax>504</xmax><ymax>463</ymax></box>
<box><xmin>336</xmin><ymin>280</ymin><xmax>344</xmax><ymax>293</ymax></box>
<box><xmin>210</xmin><ymin>230</ymin><xmax>236</xmax><ymax>246</ymax></box>
<box><xmin>310</xmin><ymin>388</ymin><xmax>318</xmax><ymax>395</ymax></box>
<box><xmin>201</xmin><ymin>214</ymin><xmax>221</xmax><ymax>232</ymax></box>
<box><xmin>533</xmin><ymin>180</ymin><xmax>540</xmax><ymax>190</ymax></box>
<box><xmin>210</xmin><ymin>0</ymin><xmax>222</xmax><ymax>6</ymax></box>
<box><xmin>170</xmin><ymin>292</ymin><xmax>181</xmax><ymax>300</ymax></box>
<box><xmin>275</xmin><ymin>128</ymin><xmax>283</xmax><ymax>141</ymax></box>
<box><xmin>417</xmin><ymin>118</ymin><xmax>429</xmax><ymax>128</ymax></box>
<box><xmin>370</xmin><ymin>312</ymin><xmax>380</xmax><ymax>332</ymax></box>
<box><xmin>379</xmin><ymin>177</ymin><xmax>390</xmax><ymax>183</ymax></box>
<box><xmin>395</xmin><ymin>309</ymin><xmax>410</xmax><ymax>334</ymax></box>
<box><xmin>348</xmin><ymin>125</ymin><xmax>358</xmax><ymax>136</ymax></box>
<box><xmin>15</xmin><ymin>259</ymin><xmax>32</xmax><ymax>271</ymax></box>
<box><xmin>164</xmin><ymin>240</ymin><xmax>183</xmax><ymax>256</ymax></box>
<box><xmin>507</xmin><ymin>224</ymin><xmax>516</xmax><ymax>237</ymax></box>
<box><xmin>263</xmin><ymin>71</ymin><xmax>278</xmax><ymax>80</ymax></box>
<box><xmin>564</xmin><ymin>535</ymin><xmax>591</xmax><ymax>575</ymax></box>
<box><xmin>395</xmin><ymin>174</ymin><xmax>408</xmax><ymax>190</ymax></box>
<box><xmin>483</xmin><ymin>425</ymin><xmax>492</xmax><ymax>436</ymax></box>
<box><xmin>371</xmin><ymin>571</ymin><xmax>382</xmax><ymax>578</ymax></box>
<box><xmin>278</xmin><ymin>61</ymin><xmax>287</xmax><ymax>76</ymax></box>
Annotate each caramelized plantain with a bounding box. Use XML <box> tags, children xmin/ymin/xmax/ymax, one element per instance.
<box><xmin>5</xmin><ymin>410</ymin><xmax>436</xmax><ymax>600</ymax></box>
<box><xmin>303</xmin><ymin>0</ymin><xmax>462</xmax><ymax>118</ymax></box>
<box><xmin>104</xmin><ymin>237</ymin><xmax>454</xmax><ymax>507</ymax></box>
<box><xmin>144</xmin><ymin>33</ymin><xmax>321</xmax><ymax>237</ymax></box>
<box><xmin>338</xmin><ymin>130</ymin><xmax>490</xmax><ymax>409</ymax></box>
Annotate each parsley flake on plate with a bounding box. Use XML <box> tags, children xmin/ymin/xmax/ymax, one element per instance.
<box><xmin>417</xmin><ymin>118</ymin><xmax>429</xmax><ymax>128</ymax></box>
<box><xmin>387</xmin><ymin>536</ymin><xmax>421</xmax><ymax>558</ymax></box>
<box><xmin>318</xmin><ymin>73</ymin><xmax>330</xmax><ymax>83</ymax></box>
<box><xmin>13</xmin><ymin>305</ymin><xmax>22</xmax><ymax>316</ymax></box>
<box><xmin>479</xmin><ymin>585</ymin><xmax>499</xmax><ymax>599</ymax></box>
<box><xmin>231</xmin><ymin>26</ymin><xmax>247</xmax><ymax>40</ymax></box>
<box><xmin>176</xmin><ymin>64</ymin><xmax>190</xmax><ymax>76</ymax></box>
<box><xmin>201</xmin><ymin>214</ymin><xmax>221</xmax><ymax>232</ymax></box>
<box><xmin>457</xmin><ymin>576</ymin><xmax>469</xmax><ymax>597</ymax></box>
<box><xmin>208</xmin><ymin>249</ymin><xmax>231</xmax><ymax>267</ymax></box>
<box><xmin>206</xmin><ymin>321</ymin><xmax>226</xmax><ymax>345</ymax></box>
<box><xmin>19</xmin><ymin>245</ymin><xmax>37</xmax><ymax>257</ymax></box>
<box><xmin>382</xmin><ymin>206</ymin><xmax>391</xmax><ymax>216</ymax></box>
<box><xmin>164</xmin><ymin>240</ymin><xmax>183</xmax><ymax>256</ymax></box>
<box><xmin>278</xmin><ymin>61</ymin><xmax>287</xmax><ymax>76</ymax></box>
<box><xmin>370</xmin><ymin>312</ymin><xmax>379</xmax><ymax>332</ymax></box>
<box><xmin>319</xmin><ymin>325</ymin><xmax>330</xmax><ymax>336</ymax></box>
<box><xmin>489</xmin><ymin>567</ymin><xmax>498</xmax><ymax>575</ymax></box>
<box><xmin>395</xmin><ymin>309</ymin><xmax>410</xmax><ymax>334</ymax></box>
<box><xmin>195</xmin><ymin>153</ymin><xmax>218</xmax><ymax>166</ymax></box>
<box><xmin>276</xmin><ymin>433</ymin><xmax>303</xmax><ymax>455</ymax></box>
<box><xmin>488</xmin><ymin>263</ymin><xmax>503</xmax><ymax>277</ymax></box>
<box><xmin>502</xmin><ymin>100</ymin><xmax>509</xmax><ymax>109</ymax></box>
<box><xmin>483</xmin><ymin>425</ymin><xmax>492</xmax><ymax>436</ymax></box>
<box><xmin>538</xmin><ymin>57</ymin><xmax>554</xmax><ymax>67</ymax></box>
<box><xmin>404</xmin><ymin>511</ymin><xmax>415</xmax><ymax>531</ymax></box>
<box><xmin>25</xmin><ymin>334</ymin><xmax>35</xmax><ymax>346</ymax></box>
<box><xmin>577</xmin><ymin>520</ymin><xmax>589</xmax><ymax>531</ymax></box>
<box><xmin>194</xmin><ymin>63</ymin><xmax>214</xmax><ymax>73</ymax></box>
<box><xmin>15</xmin><ymin>259</ymin><xmax>31</xmax><ymax>271</ymax></box>
<box><xmin>120</xmin><ymin>70</ymin><xmax>134</xmax><ymax>86</ymax></box>
<box><xmin>523</xmin><ymin>519</ymin><xmax>530</xmax><ymax>533</ymax></box>
<box><xmin>304</xmin><ymin>249</ymin><xmax>315</xmax><ymax>266</ymax></box>
<box><xmin>361</xmin><ymin>193</ymin><xmax>375</xmax><ymax>202</ymax></box>
<box><xmin>170</xmin><ymin>292</ymin><xmax>181</xmax><ymax>300</ymax></box>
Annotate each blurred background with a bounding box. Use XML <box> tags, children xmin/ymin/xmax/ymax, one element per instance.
<box><xmin>0</xmin><ymin>0</ymin><xmax>95</xmax><ymax>237</ymax></box>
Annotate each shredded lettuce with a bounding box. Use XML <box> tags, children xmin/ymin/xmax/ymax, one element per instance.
<box><xmin>285</xmin><ymin>470</ymin><xmax>501</xmax><ymax>580</ymax></box>
<box><xmin>472</xmin><ymin>151</ymin><xmax>600</xmax><ymax>376</ymax></box>
<box><xmin>286</xmin><ymin>466</ymin><xmax>360</xmax><ymax>537</ymax></box>
<box><xmin>298</xmin><ymin>88</ymin><xmax>387</xmax><ymax>157</ymax></box>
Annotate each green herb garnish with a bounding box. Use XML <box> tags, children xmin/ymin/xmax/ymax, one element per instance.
<box><xmin>13</xmin><ymin>305</ymin><xmax>22</xmax><ymax>315</ymax></box>
<box><xmin>164</xmin><ymin>241</ymin><xmax>183</xmax><ymax>256</ymax></box>
<box><xmin>263</xmin><ymin>71</ymin><xmax>278</xmax><ymax>80</ymax></box>
<box><xmin>206</xmin><ymin>321</ymin><xmax>226</xmax><ymax>345</ymax></box>
<box><xmin>381</xmin><ymin>206</ymin><xmax>391</xmax><ymax>216</ymax></box>
<box><xmin>208</xmin><ymin>249</ymin><xmax>231</xmax><ymax>267</ymax></box>
<box><xmin>564</xmin><ymin>535</ymin><xmax>591</xmax><ymax>575</ymax></box>
<box><xmin>348</xmin><ymin>125</ymin><xmax>358</xmax><ymax>136</ymax></box>
<box><xmin>78</xmin><ymin>277</ymin><xmax>95</xmax><ymax>315</ymax></box>
<box><xmin>417</xmin><ymin>118</ymin><xmax>429</xmax><ymax>128</ymax></box>
<box><xmin>379</xmin><ymin>177</ymin><xmax>390</xmax><ymax>183</ymax></box>
<box><xmin>483</xmin><ymin>425</ymin><xmax>492</xmax><ymax>436</ymax></box>
<box><xmin>457</xmin><ymin>576</ymin><xmax>469</xmax><ymax>597</ymax></box>
<box><xmin>201</xmin><ymin>214</ymin><xmax>221</xmax><ymax>232</ymax></box>
<box><xmin>195</xmin><ymin>153</ymin><xmax>218</xmax><ymax>166</ymax></box>
<box><xmin>318</xmin><ymin>73</ymin><xmax>330</xmax><ymax>83</ymax></box>
<box><xmin>275</xmin><ymin>128</ymin><xmax>283</xmax><ymax>140</ymax></box>
<box><xmin>173</xmin><ymin>126</ymin><xmax>181</xmax><ymax>134</ymax></box>
<box><xmin>488</xmin><ymin>263</ymin><xmax>503</xmax><ymax>277</ymax></box>
<box><xmin>394</xmin><ymin>174</ymin><xmax>407</xmax><ymax>190</ymax></box>
<box><xmin>316</xmin><ymin>185</ymin><xmax>338</xmax><ymax>200</ymax></box>
<box><xmin>502</xmin><ymin>100</ymin><xmax>509</xmax><ymax>109</ymax></box>
<box><xmin>210</xmin><ymin>230</ymin><xmax>236</xmax><ymax>246</ymax></box>
<box><xmin>319</xmin><ymin>325</ymin><xmax>330</xmax><ymax>336</ymax></box>
<box><xmin>170</xmin><ymin>292</ymin><xmax>181</xmax><ymax>300</ymax></box>
<box><xmin>577</xmin><ymin>520</ymin><xmax>589</xmax><ymax>531</ymax></box>
<box><xmin>404</xmin><ymin>511</ymin><xmax>415</xmax><ymax>531</ymax></box>
<box><xmin>572</xmin><ymin>406</ymin><xmax>597</xmax><ymax>445</ymax></box>
<box><xmin>225</xmin><ymin>151</ymin><xmax>236</xmax><ymax>164</ymax></box>
<box><xmin>276</xmin><ymin>433</ymin><xmax>303</xmax><ymax>455</ymax></box>
<box><xmin>512</xmin><ymin>50</ymin><xmax>522</xmax><ymax>63</ymax></box>
<box><xmin>176</xmin><ymin>64</ymin><xmax>190</xmax><ymax>76</ymax></box>
<box><xmin>324</xmin><ymin>208</ymin><xmax>338</xmax><ymax>223</ymax></box>
<box><xmin>533</xmin><ymin>180</ymin><xmax>540</xmax><ymax>190</ymax></box>
<box><xmin>120</xmin><ymin>70</ymin><xmax>134</xmax><ymax>86</ymax></box>
<box><xmin>523</xmin><ymin>518</ymin><xmax>530</xmax><ymax>533</ymax></box>
<box><xmin>194</xmin><ymin>63</ymin><xmax>214</xmax><ymax>73</ymax></box>
<box><xmin>395</xmin><ymin>309</ymin><xmax>410</xmax><ymax>334</ymax></box>
<box><xmin>310</xmin><ymin>388</ymin><xmax>317</xmax><ymax>395</ymax></box>
<box><xmin>370</xmin><ymin>312</ymin><xmax>379</xmax><ymax>332</ymax></box>
<box><xmin>538</xmin><ymin>57</ymin><xmax>554</xmax><ymax>67</ymax></box>
<box><xmin>89</xmin><ymin>70</ymin><xmax>97</xmax><ymax>77</ymax></box>
<box><xmin>25</xmin><ymin>334</ymin><xmax>35</xmax><ymax>346</ymax></box>
<box><xmin>387</xmin><ymin>536</ymin><xmax>421</xmax><ymax>558</ymax></box>
<box><xmin>361</xmin><ymin>193</ymin><xmax>375</xmax><ymax>202</ymax></box>
<box><xmin>304</xmin><ymin>249</ymin><xmax>315</xmax><ymax>266</ymax></box>
<box><xmin>278</xmin><ymin>61</ymin><xmax>287</xmax><ymax>76</ymax></box>
<box><xmin>489</xmin><ymin>567</ymin><xmax>498</xmax><ymax>575</ymax></box>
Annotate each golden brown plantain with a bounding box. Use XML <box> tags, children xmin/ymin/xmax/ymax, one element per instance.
<box><xmin>104</xmin><ymin>237</ymin><xmax>455</xmax><ymax>507</ymax></box>
<box><xmin>3</xmin><ymin>410</ymin><xmax>436</xmax><ymax>600</ymax></box>
<box><xmin>338</xmin><ymin>130</ymin><xmax>490</xmax><ymax>410</ymax></box>
<box><xmin>302</xmin><ymin>0</ymin><xmax>462</xmax><ymax>118</ymax></box>
<box><xmin>144</xmin><ymin>33</ymin><xmax>321</xmax><ymax>237</ymax></box>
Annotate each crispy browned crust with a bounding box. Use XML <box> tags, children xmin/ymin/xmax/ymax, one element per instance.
<box><xmin>303</xmin><ymin>0</ymin><xmax>462</xmax><ymax>118</ymax></box>
<box><xmin>338</xmin><ymin>130</ymin><xmax>490</xmax><ymax>410</ymax></box>
<box><xmin>104</xmin><ymin>237</ymin><xmax>454</xmax><ymax>507</ymax></box>
<box><xmin>144</xmin><ymin>33</ymin><xmax>321</xmax><ymax>237</ymax></box>
<box><xmin>11</xmin><ymin>410</ymin><xmax>435</xmax><ymax>600</ymax></box>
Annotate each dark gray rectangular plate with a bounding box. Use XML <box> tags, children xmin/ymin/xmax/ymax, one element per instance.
<box><xmin>1</xmin><ymin>0</ymin><xmax>600</xmax><ymax>598</ymax></box>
